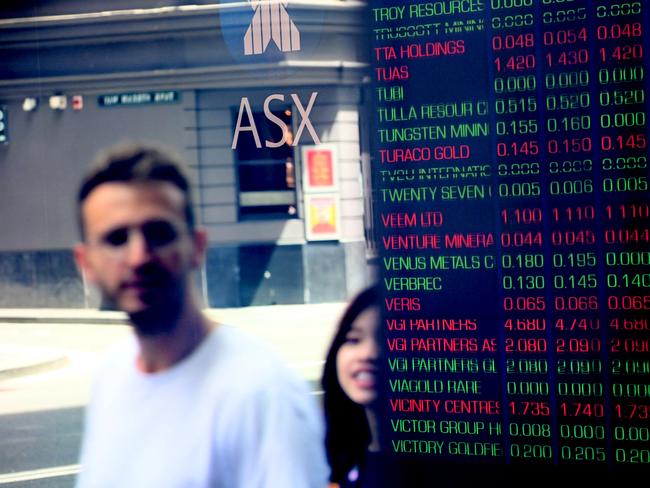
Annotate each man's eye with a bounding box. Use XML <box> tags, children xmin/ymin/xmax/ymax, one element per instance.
<box><xmin>103</xmin><ymin>229</ymin><xmax>128</xmax><ymax>247</ymax></box>
<box><xmin>143</xmin><ymin>221</ymin><xmax>178</xmax><ymax>247</ymax></box>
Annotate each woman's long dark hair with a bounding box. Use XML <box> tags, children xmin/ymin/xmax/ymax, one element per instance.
<box><xmin>321</xmin><ymin>285</ymin><xmax>382</xmax><ymax>484</ymax></box>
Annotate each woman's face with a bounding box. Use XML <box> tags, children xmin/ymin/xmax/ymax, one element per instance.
<box><xmin>336</xmin><ymin>306</ymin><xmax>381</xmax><ymax>406</ymax></box>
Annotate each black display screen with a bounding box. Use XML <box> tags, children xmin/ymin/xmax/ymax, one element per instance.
<box><xmin>370</xmin><ymin>0</ymin><xmax>649</xmax><ymax>480</ymax></box>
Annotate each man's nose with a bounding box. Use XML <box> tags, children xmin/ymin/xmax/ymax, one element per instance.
<box><xmin>125</xmin><ymin>230</ymin><xmax>155</xmax><ymax>266</ymax></box>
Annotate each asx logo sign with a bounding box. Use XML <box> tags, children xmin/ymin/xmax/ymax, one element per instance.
<box><xmin>244</xmin><ymin>0</ymin><xmax>301</xmax><ymax>55</ymax></box>
<box><xmin>232</xmin><ymin>92</ymin><xmax>320</xmax><ymax>149</ymax></box>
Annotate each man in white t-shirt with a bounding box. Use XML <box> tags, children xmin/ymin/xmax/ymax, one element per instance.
<box><xmin>73</xmin><ymin>141</ymin><xmax>328</xmax><ymax>488</ymax></box>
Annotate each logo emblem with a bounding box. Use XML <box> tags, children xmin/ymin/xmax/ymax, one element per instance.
<box><xmin>244</xmin><ymin>0</ymin><xmax>301</xmax><ymax>55</ymax></box>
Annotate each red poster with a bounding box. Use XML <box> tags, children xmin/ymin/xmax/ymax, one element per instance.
<box><xmin>302</xmin><ymin>144</ymin><xmax>338</xmax><ymax>192</ymax></box>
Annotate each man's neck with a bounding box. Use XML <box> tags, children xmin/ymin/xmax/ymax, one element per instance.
<box><xmin>134</xmin><ymin>305</ymin><xmax>216</xmax><ymax>374</ymax></box>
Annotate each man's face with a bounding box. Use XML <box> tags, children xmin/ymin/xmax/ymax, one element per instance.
<box><xmin>74</xmin><ymin>181</ymin><xmax>205</xmax><ymax>331</ymax></box>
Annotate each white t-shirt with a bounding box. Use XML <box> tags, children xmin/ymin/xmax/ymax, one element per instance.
<box><xmin>75</xmin><ymin>325</ymin><xmax>329</xmax><ymax>488</ymax></box>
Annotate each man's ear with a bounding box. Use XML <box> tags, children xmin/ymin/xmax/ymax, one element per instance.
<box><xmin>191</xmin><ymin>227</ymin><xmax>208</xmax><ymax>269</ymax></box>
<box><xmin>73</xmin><ymin>243</ymin><xmax>96</xmax><ymax>283</ymax></box>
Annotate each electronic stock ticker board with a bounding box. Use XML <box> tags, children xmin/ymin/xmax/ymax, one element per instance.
<box><xmin>370</xmin><ymin>1</ymin><xmax>649</xmax><ymax>482</ymax></box>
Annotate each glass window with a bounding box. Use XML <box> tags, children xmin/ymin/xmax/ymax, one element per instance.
<box><xmin>232</xmin><ymin>107</ymin><xmax>297</xmax><ymax>220</ymax></box>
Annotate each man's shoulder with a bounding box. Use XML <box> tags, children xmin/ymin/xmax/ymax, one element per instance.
<box><xmin>205</xmin><ymin>325</ymin><xmax>304</xmax><ymax>387</ymax></box>
<box><xmin>210</xmin><ymin>325</ymin><xmax>282</xmax><ymax>361</ymax></box>
<box><xmin>94</xmin><ymin>337</ymin><xmax>136</xmax><ymax>377</ymax></box>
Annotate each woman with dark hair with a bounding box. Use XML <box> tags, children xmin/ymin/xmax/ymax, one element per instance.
<box><xmin>321</xmin><ymin>285</ymin><xmax>389</xmax><ymax>488</ymax></box>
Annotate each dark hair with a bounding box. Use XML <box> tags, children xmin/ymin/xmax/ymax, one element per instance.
<box><xmin>77</xmin><ymin>141</ymin><xmax>195</xmax><ymax>237</ymax></box>
<box><xmin>321</xmin><ymin>284</ymin><xmax>382</xmax><ymax>484</ymax></box>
